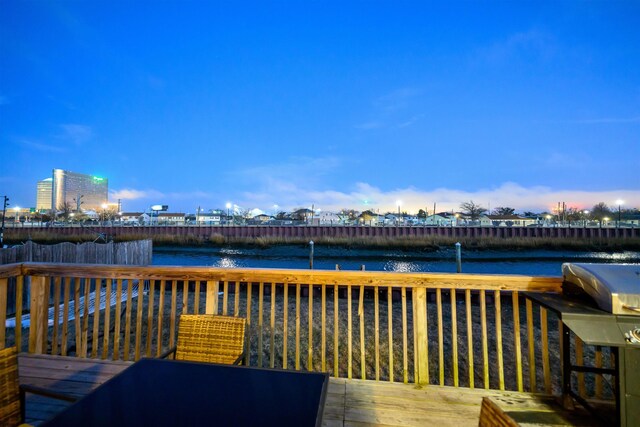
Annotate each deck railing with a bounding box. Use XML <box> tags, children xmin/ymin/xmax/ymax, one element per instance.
<box><xmin>0</xmin><ymin>262</ymin><xmax>615</xmax><ymax>399</ymax></box>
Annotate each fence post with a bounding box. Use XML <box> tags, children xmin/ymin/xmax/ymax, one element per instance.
<box><xmin>28</xmin><ymin>275</ymin><xmax>48</xmax><ymax>354</ymax></box>
<box><xmin>413</xmin><ymin>287</ymin><xmax>429</xmax><ymax>384</ymax></box>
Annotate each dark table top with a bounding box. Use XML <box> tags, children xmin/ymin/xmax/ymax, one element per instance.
<box><xmin>42</xmin><ymin>358</ymin><xmax>329</xmax><ymax>427</ymax></box>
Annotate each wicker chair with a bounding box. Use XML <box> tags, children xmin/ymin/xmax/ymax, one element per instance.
<box><xmin>0</xmin><ymin>347</ymin><xmax>76</xmax><ymax>427</ymax></box>
<box><xmin>161</xmin><ymin>314</ymin><xmax>246</xmax><ymax>365</ymax></box>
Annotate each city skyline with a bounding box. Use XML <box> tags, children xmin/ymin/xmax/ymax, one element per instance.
<box><xmin>1</xmin><ymin>2</ymin><xmax>639</xmax><ymax>214</ymax></box>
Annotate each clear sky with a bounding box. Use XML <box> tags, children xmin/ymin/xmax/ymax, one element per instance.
<box><xmin>1</xmin><ymin>1</ymin><xmax>639</xmax><ymax>215</ymax></box>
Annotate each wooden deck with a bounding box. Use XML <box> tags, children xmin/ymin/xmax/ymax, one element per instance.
<box><xmin>18</xmin><ymin>354</ymin><xmax>598</xmax><ymax>427</ymax></box>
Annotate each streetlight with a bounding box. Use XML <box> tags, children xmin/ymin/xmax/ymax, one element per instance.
<box><xmin>13</xmin><ymin>207</ymin><xmax>20</xmax><ymax>225</ymax></box>
<box><xmin>226</xmin><ymin>202</ymin><xmax>232</xmax><ymax>225</ymax></box>
<box><xmin>583</xmin><ymin>210</ymin><xmax>589</xmax><ymax>227</ymax></box>
<box><xmin>396</xmin><ymin>200</ymin><xmax>401</xmax><ymax>225</ymax></box>
<box><xmin>603</xmin><ymin>217</ymin><xmax>610</xmax><ymax>228</ymax></box>
<box><xmin>615</xmin><ymin>200</ymin><xmax>624</xmax><ymax>228</ymax></box>
<box><xmin>0</xmin><ymin>196</ymin><xmax>9</xmax><ymax>246</ymax></box>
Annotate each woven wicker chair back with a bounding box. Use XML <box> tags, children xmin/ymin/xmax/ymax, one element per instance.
<box><xmin>0</xmin><ymin>347</ymin><xmax>21</xmax><ymax>427</ymax></box>
<box><xmin>175</xmin><ymin>315</ymin><xmax>246</xmax><ymax>364</ymax></box>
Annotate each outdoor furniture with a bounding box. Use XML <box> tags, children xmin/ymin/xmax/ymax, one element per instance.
<box><xmin>160</xmin><ymin>314</ymin><xmax>246</xmax><ymax>364</ymax></box>
<box><xmin>41</xmin><ymin>358</ymin><xmax>329</xmax><ymax>427</ymax></box>
<box><xmin>0</xmin><ymin>347</ymin><xmax>76</xmax><ymax>427</ymax></box>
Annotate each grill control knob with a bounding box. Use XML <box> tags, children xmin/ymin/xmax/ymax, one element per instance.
<box><xmin>625</xmin><ymin>328</ymin><xmax>640</xmax><ymax>344</ymax></box>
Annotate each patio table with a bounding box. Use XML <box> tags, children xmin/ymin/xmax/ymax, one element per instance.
<box><xmin>41</xmin><ymin>358</ymin><xmax>329</xmax><ymax>427</ymax></box>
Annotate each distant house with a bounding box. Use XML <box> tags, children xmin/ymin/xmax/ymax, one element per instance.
<box><xmin>121</xmin><ymin>212</ymin><xmax>146</xmax><ymax>224</ymax></box>
<box><xmin>248</xmin><ymin>214</ymin><xmax>271</xmax><ymax>225</ymax></box>
<box><xmin>317</xmin><ymin>212</ymin><xmax>342</xmax><ymax>225</ymax></box>
<box><xmin>487</xmin><ymin>215</ymin><xmax>538</xmax><ymax>227</ymax></box>
<box><xmin>195</xmin><ymin>213</ymin><xmax>222</xmax><ymax>225</ymax></box>
<box><xmin>424</xmin><ymin>214</ymin><xmax>451</xmax><ymax>226</ymax></box>
<box><xmin>156</xmin><ymin>212</ymin><xmax>186</xmax><ymax>225</ymax></box>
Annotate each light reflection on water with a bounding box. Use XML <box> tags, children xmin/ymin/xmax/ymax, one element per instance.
<box><xmin>214</xmin><ymin>257</ymin><xmax>242</xmax><ymax>268</ymax></box>
<box><xmin>383</xmin><ymin>261</ymin><xmax>420</xmax><ymax>273</ymax></box>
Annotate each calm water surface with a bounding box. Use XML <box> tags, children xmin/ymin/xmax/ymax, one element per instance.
<box><xmin>153</xmin><ymin>245</ymin><xmax>640</xmax><ymax>276</ymax></box>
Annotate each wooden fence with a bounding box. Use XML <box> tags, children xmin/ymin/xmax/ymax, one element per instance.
<box><xmin>0</xmin><ymin>263</ymin><xmax>615</xmax><ymax>402</ymax></box>
<box><xmin>0</xmin><ymin>240</ymin><xmax>152</xmax><ymax>265</ymax></box>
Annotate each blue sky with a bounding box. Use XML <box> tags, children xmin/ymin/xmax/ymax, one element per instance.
<box><xmin>1</xmin><ymin>1</ymin><xmax>639</xmax><ymax>215</ymax></box>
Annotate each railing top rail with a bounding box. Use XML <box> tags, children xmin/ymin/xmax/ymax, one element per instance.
<box><xmin>0</xmin><ymin>263</ymin><xmax>22</xmax><ymax>278</ymax></box>
<box><xmin>12</xmin><ymin>262</ymin><xmax>563</xmax><ymax>292</ymax></box>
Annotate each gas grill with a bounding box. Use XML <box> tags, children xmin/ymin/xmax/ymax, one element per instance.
<box><xmin>526</xmin><ymin>263</ymin><xmax>640</xmax><ymax>427</ymax></box>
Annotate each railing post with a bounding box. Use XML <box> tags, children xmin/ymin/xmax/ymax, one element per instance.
<box><xmin>413</xmin><ymin>287</ymin><xmax>429</xmax><ymax>384</ymax></box>
<box><xmin>28</xmin><ymin>275</ymin><xmax>48</xmax><ymax>354</ymax></box>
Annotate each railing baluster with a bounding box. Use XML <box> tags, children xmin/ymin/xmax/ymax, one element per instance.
<box><xmin>388</xmin><ymin>286</ymin><xmax>394</xmax><ymax>383</ymax></box>
<box><xmin>402</xmin><ymin>287</ymin><xmax>408</xmax><ymax>384</ymax></box>
<box><xmin>513</xmin><ymin>291</ymin><xmax>523</xmax><ymax>392</ymax></box>
<box><xmin>283</xmin><ymin>283</ymin><xmax>289</xmax><ymax>369</ymax></box>
<box><xmin>595</xmin><ymin>346</ymin><xmax>603</xmax><ymax>398</ymax></box>
<box><xmin>270</xmin><ymin>282</ymin><xmax>276</xmax><ymax>369</ymax></box>
<box><xmin>114</xmin><ymin>279</ymin><xmax>123</xmax><ymax>360</ymax></box>
<box><xmin>51</xmin><ymin>277</ymin><xmax>61</xmax><ymax>355</ymax></box>
<box><xmin>347</xmin><ymin>285</ymin><xmax>352</xmax><ymax>379</ymax></box>
<box><xmin>245</xmin><ymin>282</ymin><xmax>253</xmax><ymax>366</ymax></box>
<box><xmin>73</xmin><ymin>278</ymin><xmax>80</xmax><ymax>357</ymax></box>
<box><xmin>321</xmin><ymin>284</ymin><xmax>327</xmax><ymax>373</ymax></box>
<box><xmin>309</xmin><ymin>284</ymin><xmax>314</xmax><ymax>371</ymax></box>
<box><xmin>495</xmin><ymin>290</ymin><xmax>504</xmax><ymax>390</ymax></box>
<box><xmin>223</xmin><ymin>281</ymin><xmax>229</xmax><ymax>315</ymax></box>
<box><xmin>156</xmin><ymin>280</ymin><xmax>165</xmax><ymax>358</ymax></box>
<box><xmin>61</xmin><ymin>277</ymin><xmax>69</xmax><ymax>356</ymax></box>
<box><xmin>437</xmin><ymin>288</ymin><xmax>444</xmax><ymax>385</ymax></box>
<box><xmin>333</xmin><ymin>283</ymin><xmax>339</xmax><ymax>377</ymax></box>
<box><xmin>169</xmin><ymin>280</ymin><xmax>177</xmax><ymax>350</ymax></box>
<box><xmin>81</xmin><ymin>278</ymin><xmax>90</xmax><ymax>357</ymax></box>
<box><xmin>258</xmin><ymin>282</ymin><xmax>264</xmax><ymax>368</ymax></box>
<box><xmin>374</xmin><ymin>285</ymin><xmax>380</xmax><ymax>381</ymax></box>
<box><xmin>576</xmin><ymin>335</ymin><xmax>586</xmax><ymax>397</ymax></box>
<box><xmin>359</xmin><ymin>284</ymin><xmax>365</xmax><ymax>380</ymax></box>
<box><xmin>541</xmin><ymin>307</ymin><xmax>552</xmax><ymax>394</ymax></box>
<box><xmin>451</xmin><ymin>289</ymin><xmax>458</xmax><ymax>387</ymax></box>
<box><xmin>124</xmin><ymin>279</ymin><xmax>134</xmax><ymax>361</ymax></box>
<box><xmin>0</xmin><ymin>278</ymin><xmax>6</xmax><ymax>350</ymax></box>
<box><xmin>295</xmin><ymin>283</ymin><xmax>300</xmax><ymax>370</ymax></box>
<box><xmin>526</xmin><ymin>298</ymin><xmax>536</xmax><ymax>392</ymax></box>
<box><xmin>135</xmin><ymin>279</ymin><xmax>144</xmax><ymax>361</ymax></box>
<box><xmin>465</xmin><ymin>289</ymin><xmax>474</xmax><ymax>389</ymax></box>
<box><xmin>182</xmin><ymin>281</ymin><xmax>188</xmax><ymax>314</ymax></box>
<box><xmin>91</xmin><ymin>280</ymin><xmax>101</xmax><ymax>358</ymax></box>
<box><xmin>144</xmin><ymin>280</ymin><xmax>153</xmax><ymax>358</ymax></box>
<box><xmin>480</xmin><ymin>289</ymin><xmax>489</xmax><ymax>389</ymax></box>
<box><xmin>234</xmin><ymin>281</ymin><xmax>240</xmax><ymax>316</ymax></box>
<box><xmin>194</xmin><ymin>281</ymin><xmax>201</xmax><ymax>314</ymax></box>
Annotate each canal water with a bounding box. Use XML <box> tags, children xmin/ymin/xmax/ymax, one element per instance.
<box><xmin>153</xmin><ymin>245</ymin><xmax>640</xmax><ymax>276</ymax></box>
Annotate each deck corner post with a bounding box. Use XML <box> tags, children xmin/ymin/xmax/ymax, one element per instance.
<box><xmin>28</xmin><ymin>275</ymin><xmax>48</xmax><ymax>354</ymax></box>
<box><xmin>413</xmin><ymin>287</ymin><xmax>429</xmax><ymax>385</ymax></box>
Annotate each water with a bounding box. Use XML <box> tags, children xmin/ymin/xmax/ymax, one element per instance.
<box><xmin>153</xmin><ymin>245</ymin><xmax>640</xmax><ymax>276</ymax></box>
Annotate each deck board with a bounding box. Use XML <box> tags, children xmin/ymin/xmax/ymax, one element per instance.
<box><xmin>18</xmin><ymin>353</ymin><xmax>599</xmax><ymax>426</ymax></box>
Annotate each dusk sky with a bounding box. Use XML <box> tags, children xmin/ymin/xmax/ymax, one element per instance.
<box><xmin>1</xmin><ymin>1</ymin><xmax>639</xmax><ymax>215</ymax></box>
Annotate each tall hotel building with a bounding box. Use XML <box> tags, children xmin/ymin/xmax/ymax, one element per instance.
<box><xmin>52</xmin><ymin>169</ymin><xmax>109</xmax><ymax>211</ymax></box>
<box><xmin>36</xmin><ymin>178</ymin><xmax>53</xmax><ymax>211</ymax></box>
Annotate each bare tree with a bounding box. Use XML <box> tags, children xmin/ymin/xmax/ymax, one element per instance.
<box><xmin>459</xmin><ymin>200</ymin><xmax>487</xmax><ymax>221</ymax></box>
<box><xmin>591</xmin><ymin>202</ymin><xmax>612</xmax><ymax>226</ymax></box>
<box><xmin>492</xmin><ymin>206</ymin><xmax>515</xmax><ymax>216</ymax></box>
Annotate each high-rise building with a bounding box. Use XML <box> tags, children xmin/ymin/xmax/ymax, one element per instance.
<box><xmin>36</xmin><ymin>178</ymin><xmax>53</xmax><ymax>211</ymax></box>
<box><xmin>52</xmin><ymin>169</ymin><xmax>109</xmax><ymax>211</ymax></box>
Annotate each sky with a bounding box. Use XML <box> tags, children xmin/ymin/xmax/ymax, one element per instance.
<box><xmin>1</xmin><ymin>1</ymin><xmax>639</xmax><ymax>215</ymax></box>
